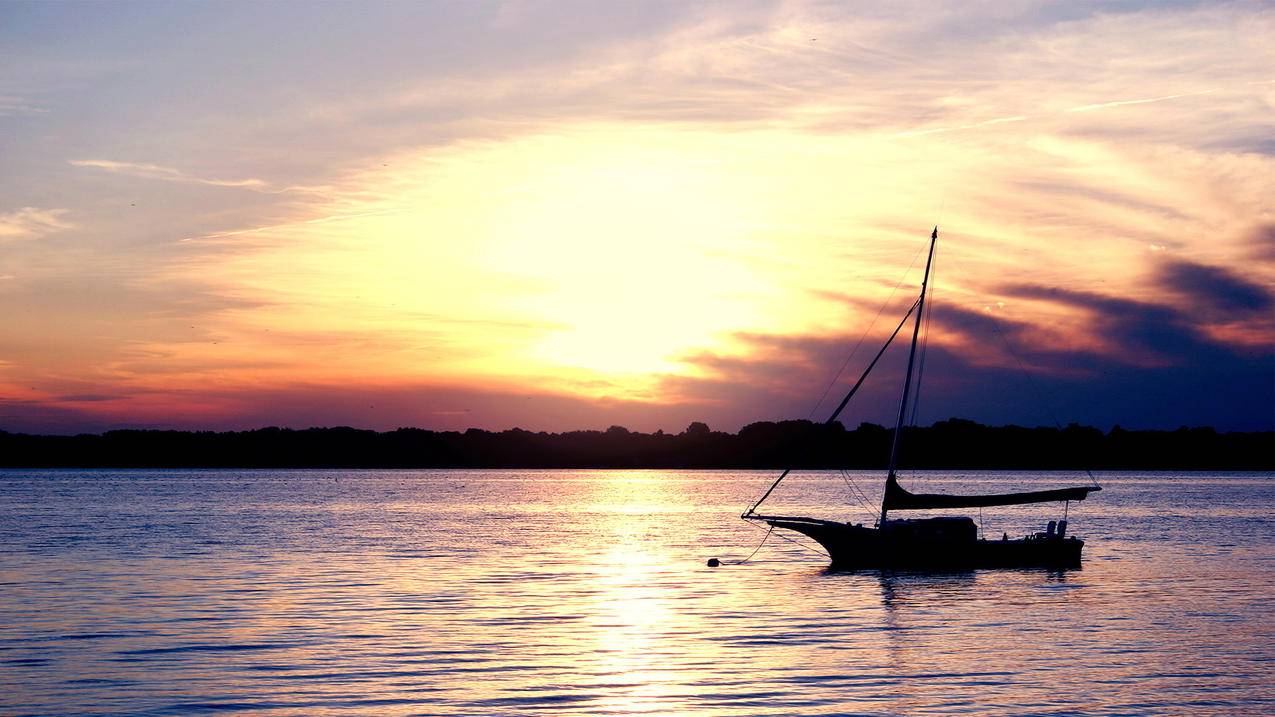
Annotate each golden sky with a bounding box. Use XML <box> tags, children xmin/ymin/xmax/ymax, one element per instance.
<box><xmin>1</xmin><ymin>1</ymin><xmax>1272</xmax><ymax>433</ymax></box>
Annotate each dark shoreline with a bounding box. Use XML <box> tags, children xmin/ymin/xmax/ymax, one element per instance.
<box><xmin>2</xmin><ymin>418</ymin><xmax>1270</xmax><ymax>470</ymax></box>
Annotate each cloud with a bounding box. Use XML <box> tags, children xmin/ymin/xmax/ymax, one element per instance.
<box><xmin>0</xmin><ymin>379</ymin><xmax>711</xmax><ymax>435</ymax></box>
<box><xmin>0</xmin><ymin>95</ymin><xmax>49</xmax><ymax>117</ymax></box>
<box><xmin>667</xmin><ymin>254</ymin><xmax>1275</xmax><ymax>431</ymax></box>
<box><xmin>68</xmin><ymin>159</ymin><xmax>323</xmax><ymax>195</ymax></box>
<box><xmin>0</xmin><ymin>398</ymin><xmax>116</xmax><ymax>435</ymax></box>
<box><xmin>180</xmin><ymin>207</ymin><xmax>404</xmax><ymax>243</ymax></box>
<box><xmin>1245</xmin><ymin>222</ymin><xmax>1275</xmax><ymax>261</ymax></box>
<box><xmin>0</xmin><ymin>207</ymin><xmax>71</xmax><ymax>242</ymax></box>
<box><xmin>4</xmin><ymin>278</ymin><xmax>1271</xmax><ymax>435</ymax></box>
<box><xmin>1159</xmin><ymin>257</ymin><xmax>1273</xmax><ymax>314</ymax></box>
<box><xmin>664</xmin><ymin>283</ymin><xmax>1275</xmax><ymax>431</ymax></box>
<box><xmin>1004</xmin><ymin>284</ymin><xmax>1226</xmax><ymax>363</ymax></box>
<box><xmin>251</xmin><ymin>1</ymin><xmax>1269</xmax><ymax>154</ymax></box>
<box><xmin>54</xmin><ymin>394</ymin><xmax>117</xmax><ymax>403</ymax></box>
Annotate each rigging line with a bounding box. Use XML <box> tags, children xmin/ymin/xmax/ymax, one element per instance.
<box><xmin>838</xmin><ymin>469</ymin><xmax>873</xmax><ymax>513</ymax></box>
<box><xmin>843</xmin><ymin>469</ymin><xmax>877</xmax><ymax>515</ymax></box>
<box><xmin>805</xmin><ymin>240</ymin><xmax>929</xmax><ymax>421</ymax></box>
<box><xmin>987</xmin><ymin>309</ymin><xmax>1100</xmax><ymax>488</ymax></box>
<box><xmin>836</xmin><ymin>472</ymin><xmax>877</xmax><ymax>515</ymax></box>
<box><xmin>840</xmin><ymin>470</ymin><xmax>882</xmax><ymax>523</ymax></box>
<box><xmin>840</xmin><ymin>469</ymin><xmax>874</xmax><ymax>511</ymax></box>
<box><xmin>773</xmin><ymin>527</ymin><xmax>832</xmax><ymax>558</ymax></box>
<box><xmin>849</xmin><ymin>474</ymin><xmax>882</xmax><ymax>523</ymax></box>
<box><xmin>743</xmin><ymin>296</ymin><xmax>921</xmax><ymax>516</ymax></box>
<box><xmin>726</xmin><ymin>525</ymin><xmax>774</xmax><ymax>565</ymax></box>
<box><xmin>747</xmin><ymin>234</ymin><xmax>930</xmax><ymax>518</ymax></box>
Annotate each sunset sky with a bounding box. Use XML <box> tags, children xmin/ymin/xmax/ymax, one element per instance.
<box><xmin>2</xmin><ymin>1</ymin><xmax>1272</xmax><ymax>434</ymax></box>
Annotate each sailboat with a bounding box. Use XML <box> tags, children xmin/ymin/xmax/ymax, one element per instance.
<box><xmin>741</xmin><ymin>227</ymin><xmax>1100</xmax><ymax>569</ymax></box>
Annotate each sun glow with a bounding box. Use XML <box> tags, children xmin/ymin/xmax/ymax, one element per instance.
<box><xmin>164</xmin><ymin>125</ymin><xmax>1034</xmax><ymax>402</ymax></box>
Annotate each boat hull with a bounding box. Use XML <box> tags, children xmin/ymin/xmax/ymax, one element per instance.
<box><xmin>758</xmin><ymin>516</ymin><xmax>1084</xmax><ymax>570</ymax></box>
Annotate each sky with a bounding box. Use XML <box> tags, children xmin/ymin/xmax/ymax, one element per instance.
<box><xmin>1</xmin><ymin>0</ymin><xmax>1272</xmax><ymax>435</ymax></box>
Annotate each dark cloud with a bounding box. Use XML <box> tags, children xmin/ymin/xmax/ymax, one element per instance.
<box><xmin>1004</xmin><ymin>284</ymin><xmax>1232</xmax><ymax>364</ymax></box>
<box><xmin>990</xmin><ymin>283</ymin><xmax>1272</xmax><ymax>428</ymax></box>
<box><xmin>665</xmin><ymin>281</ymin><xmax>1275</xmax><ymax>432</ymax></box>
<box><xmin>1158</xmin><ymin>257</ymin><xmax>1272</xmax><ymax>314</ymax></box>
<box><xmin>928</xmin><ymin>303</ymin><xmax>1030</xmax><ymax>345</ymax></box>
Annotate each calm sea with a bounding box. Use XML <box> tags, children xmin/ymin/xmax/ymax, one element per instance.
<box><xmin>0</xmin><ymin>469</ymin><xmax>1271</xmax><ymax>716</ymax></box>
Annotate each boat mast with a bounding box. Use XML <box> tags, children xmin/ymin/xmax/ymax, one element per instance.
<box><xmin>881</xmin><ymin>226</ymin><xmax>938</xmax><ymax>524</ymax></box>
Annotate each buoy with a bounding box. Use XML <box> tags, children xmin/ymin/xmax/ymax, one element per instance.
<box><xmin>706</xmin><ymin>558</ymin><xmax>720</xmax><ymax>567</ymax></box>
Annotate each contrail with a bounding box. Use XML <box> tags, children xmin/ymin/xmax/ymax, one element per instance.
<box><xmin>896</xmin><ymin>86</ymin><xmax>1227</xmax><ymax>138</ymax></box>
<box><xmin>1066</xmin><ymin>88</ymin><xmax>1218</xmax><ymax>113</ymax></box>
<box><xmin>894</xmin><ymin>114</ymin><xmax>1029</xmax><ymax>137</ymax></box>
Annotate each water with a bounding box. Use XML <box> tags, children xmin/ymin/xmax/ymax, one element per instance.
<box><xmin>1</xmin><ymin>470</ymin><xmax>1272</xmax><ymax>716</ymax></box>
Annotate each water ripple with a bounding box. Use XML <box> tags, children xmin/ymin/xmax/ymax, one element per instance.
<box><xmin>0</xmin><ymin>469</ymin><xmax>1271</xmax><ymax>715</ymax></box>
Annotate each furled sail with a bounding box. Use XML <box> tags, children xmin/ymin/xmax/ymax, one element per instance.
<box><xmin>882</xmin><ymin>476</ymin><xmax>1099</xmax><ymax>511</ymax></box>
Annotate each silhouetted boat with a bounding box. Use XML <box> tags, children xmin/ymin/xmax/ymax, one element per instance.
<box><xmin>742</xmin><ymin>227</ymin><xmax>1100</xmax><ymax>569</ymax></box>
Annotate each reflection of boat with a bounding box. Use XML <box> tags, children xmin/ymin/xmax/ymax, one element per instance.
<box><xmin>742</xmin><ymin>227</ymin><xmax>1099</xmax><ymax>570</ymax></box>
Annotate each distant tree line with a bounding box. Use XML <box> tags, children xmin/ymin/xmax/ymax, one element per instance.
<box><xmin>0</xmin><ymin>418</ymin><xmax>1270</xmax><ymax>469</ymax></box>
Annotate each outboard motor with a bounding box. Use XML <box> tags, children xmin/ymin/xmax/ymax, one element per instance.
<box><xmin>1046</xmin><ymin>520</ymin><xmax>1057</xmax><ymax>538</ymax></box>
<box><xmin>1057</xmin><ymin>520</ymin><xmax>1067</xmax><ymax>539</ymax></box>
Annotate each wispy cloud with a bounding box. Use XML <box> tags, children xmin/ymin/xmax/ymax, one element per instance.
<box><xmin>68</xmin><ymin>159</ymin><xmax>325</xmax><ymax>195</ymax></box>
<box><xmin>0</xmin><ymin>207</ymin><xmax>71</xmax><ymax>242</ymax></box>
<box><xmin>0</xmin><ymin>95</ymin><xmax>48</xmax><ymax>117</ymax></box>
<box><xmin>179</xmin><ymin>207</ymin><xmax>405</xmax><ymax>243</ymax></box>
